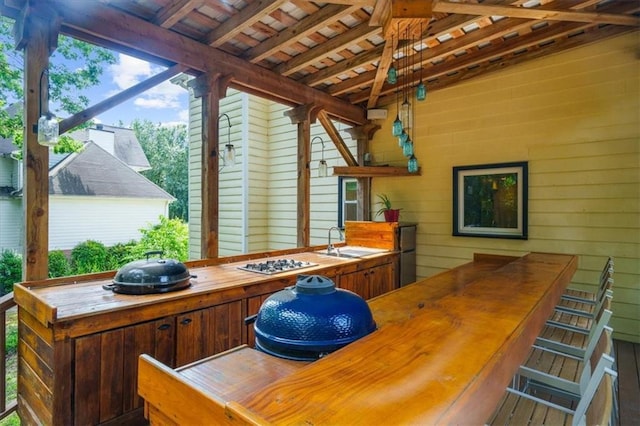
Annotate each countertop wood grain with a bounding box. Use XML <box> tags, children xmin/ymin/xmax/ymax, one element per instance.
<box><xmin>138</xmin><ymin>252</ymin><xmax>578</xmax><ymax>425</ymax></box>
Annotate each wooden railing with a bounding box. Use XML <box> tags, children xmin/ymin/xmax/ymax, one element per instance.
<box><xmin>0</xmin><ymin>292</ymin><xmax>18</xmax><ymax>420</ymax></box>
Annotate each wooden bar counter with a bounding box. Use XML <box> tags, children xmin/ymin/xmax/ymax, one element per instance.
<box><xmin>138</xmin><ymin>252</ymin><xmax>578</xmax><ymax>425</ymax></box>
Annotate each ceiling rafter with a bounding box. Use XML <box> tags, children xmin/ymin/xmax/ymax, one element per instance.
<box><xmin>432</xmin><ymin>0</ymin><xmax>640</xmax><ymax>26</ymax></box>
<box><xmin>153</xmin><ymin>0</ymin><xmax>204</xmax><ymax>28</ymax></box>
<box><xmin>202</xmin><ymin>0</ymin><xmax>288</xmax><ymax>48</ymax></box>
<box><xmin>336</xmin><ymin>0</ymin><xmax>639</xmax><ymax>102</ymax></box>
<box><xmin>275</xmin><ymin>22</ymin><xmax>381</xmax><ymax>76</ymax></box>
<box><xmin>243</xmin><ymin>4</ymin><xmax>361</xmax><ymax>63</ymax></box>
<box><xmin>41</xmin><ymin>0</ymin><xmax>367</xmax><ymax>124</ymax></box>
<box><xmin>352</xmin><ymin>3</ymin><xmax>638</xmax><ymax>105</ymax></box>
<box><xmin>3</xmin><ymin>0</ymin><xmax>637</xmax><ymax>114</ymax></box>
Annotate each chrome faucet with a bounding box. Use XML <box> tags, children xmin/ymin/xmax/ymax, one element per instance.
<box><xmin>327</xmin><ymin>226</ymin><xmax>344</xmax><ymax>254</ymax></box>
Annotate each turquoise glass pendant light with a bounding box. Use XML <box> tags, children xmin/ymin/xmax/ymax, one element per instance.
<box><xmin>392</xmin><ymin>116</ymin><xmax>403</xmax><ymax>137</ymax></box>
<box><xmin>408</xmin><ymin>155</ymin><xmax>418</xmax><ymax>173</ymax></box>
<box><xmin>402</xmin><ymin>139</ymin><xmax>414</xmax><ymax>157</ymax></box>
<box><xmin>416</xmin><ymin>81</ymin><xmax>426</xmax><ymax>101</ymax></box>
<box><xmin>387</xmin><ymin>66</ymin><xmax>397</xmax><ymax>84</ymax></box>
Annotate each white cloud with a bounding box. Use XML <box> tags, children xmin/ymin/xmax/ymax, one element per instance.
<box><xmin>110</xmin><ymin>53</ymin><xmax>188</xmax><ymax>111</ymax></box>
<box><xmin>110</xmin><ymin>54</ymin><xmax>153</xmax><ymax>90</ymax></box>
<box><xmin>159</xmin><ymin>121</ymin><xmax>188</xmax><ymax>128</ymax></box>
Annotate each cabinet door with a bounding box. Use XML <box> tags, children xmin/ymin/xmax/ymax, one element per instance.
<box><xmin>368</xmin><ymin>263</ymin><xmax>396</xmax><ymax>299</ymax></box>
<box><xmin>246</xmin><ymin>294</ymin><xmax>272</xmax><ymax>347</ymax></box>
<box><xmin>338</xmin><ymin>269</ymin><xmax>369</xmax><ymax>299</ymax></box>
<box><xmin>74</xmin><ymin>316</ymin><xmax>175</xmax><ymax>425</ymax></box>
<box><xmin>207</xmin><ymin>300</ymin><xmax>245</xmax><ymax>355</ymax></box>
<box><xmin>122</xmin><ymin>318</ymin><xmax>175</xmax><ymax>412</ymax></box>
<box><xmin>175</xmin><ymin>309</ymin><xmax>208</xmax><ymax>366</ymax></box>
<box><xmin>175</xmin><ymin>300</ymin><xmax>246</xmax><ymax>366</ymax></box>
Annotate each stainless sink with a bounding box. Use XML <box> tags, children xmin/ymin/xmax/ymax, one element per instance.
<box><xmin>316</xmin><ymin>246</ymin><xmax>389</xmax><ymax>259</ymax></box>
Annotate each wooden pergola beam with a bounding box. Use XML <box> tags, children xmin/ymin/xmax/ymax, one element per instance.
<box><xmin>433</xmin><ymin>0</ymin><xmax>640</xmax><ymax>26</ymax></box>
<box><xmin>49</xmin><ymin>0</ymin><xmax>366</xmax><ymax>125</ymax></box>
<box><xmin>59</xmin><ymin>64</ymin><xmax>188</xmax><ymax>135</ymax></box>
<box><xmin>317</xmin><ymin>110</ymin><xmax>358</xmax><ymax>167</ymax></box>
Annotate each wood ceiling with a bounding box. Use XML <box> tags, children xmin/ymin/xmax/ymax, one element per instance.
<box><xmin>2</xmin><ymin>0</ymin><xmax>639</xmax><ymax>125</ymax></box>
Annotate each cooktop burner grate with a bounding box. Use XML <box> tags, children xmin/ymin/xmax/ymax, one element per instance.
<box><xmin>238</xmin><ymin>259</ymin><xmax>318</xmax><ymax>275</ymax></box>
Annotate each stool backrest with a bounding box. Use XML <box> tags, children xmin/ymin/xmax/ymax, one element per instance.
<box><xmin>579</xmin><ymin>326</ymin><xmax>613</xmax><ymax>394</ymax></box>
<box><xmin>572</xmin><ymin>354</ymin><xmax>616</xmax><ymax>426</ymax></box>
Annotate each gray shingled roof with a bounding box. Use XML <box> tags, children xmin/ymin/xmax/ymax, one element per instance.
<box><xmin>0</xmin><ymin>137</ymin><xmax>17</xmax><ymax>156</ymax></box>
<box><xmin>67</xmin><ymin>124</ymin><xmax>151</xmax><ymax>170</ymax></box>
<box><xmin>49</xmin><ymin>142</ymin><xmax>173</xmax><ymax>199</ymax></box>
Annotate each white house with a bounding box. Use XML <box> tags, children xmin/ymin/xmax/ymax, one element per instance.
<box><xmin>0</xmin><ymin>124</ymin><xmax>174</xmax><ymax>253</ymax></box>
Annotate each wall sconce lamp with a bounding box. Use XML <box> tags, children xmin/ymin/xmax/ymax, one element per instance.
<box><xmin>35</xmin><ymin>68</ymin><xmax>59</xmax><ymax>147</ymax></box>
<box><xmin>312</xmin><ymin>136</ymin><xmax>328</xmax><ymax>177</ymax></box>
<box><xmin>218</xmin><ymin>113</ymin><xmax>236</xmax><ymax>170</ymax></box>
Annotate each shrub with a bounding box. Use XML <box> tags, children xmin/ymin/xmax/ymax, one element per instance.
<box><xmin>71</xmin><ymin>240</ymin><xmax>109</xmax><ymax>274</ymax></box>
<box><xmin>107</xmin><ymin>241</ymin><xmax>138</xmax><ymax>270</ymax></box>
<box><xmin>130</xmin><ymin>216</ymin><xmax>188</xmax><ymax>261</ymax></box>
<box><xmin>48</xmin><ymin>250</ymin><xmax>71</xmax><ymax>278</ymax></box>
<box><xmin>0</xmin><ymin>250</ymin><xmax>22</xmax><ymax>295</ymax></box>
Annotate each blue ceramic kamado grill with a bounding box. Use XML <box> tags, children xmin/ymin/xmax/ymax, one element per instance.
<box><xmin>251</xmin><ymin>275</ymin><xmax>377</xmax><ymax>361</ymax></box>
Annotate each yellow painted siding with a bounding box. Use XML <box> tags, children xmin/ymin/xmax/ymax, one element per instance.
<box><xmin>370</xmin><ymin>32</ymin><xmax>640</xmax><ymax>342</ymax></box>
<box><xmin>189</xmin><ymin>91</ymin><xmax>357</xmax><ymax>256</ymax></box>
<box><xmin>187</xmin><ymin>92</ymin><xmax>203</xmax><ymax>260</ymax></box>
<box><xmin>247</xmin><ymin>94</ymin><xmax>271</xmax><ymax>253</ymax></box>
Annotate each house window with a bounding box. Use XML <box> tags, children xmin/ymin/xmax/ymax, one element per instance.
<box><xmin>338</xmin><ymin>177</ymin><xmax>358</xmax><ymax>228</ymax></box>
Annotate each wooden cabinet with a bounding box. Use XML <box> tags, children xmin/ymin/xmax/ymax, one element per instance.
<box><xmin>14</xmin><ymin>251</ymin><xmax>397</xmax><ymax>425</ymax></box>
<box><xmin>71</xmin><ymin>300</ymin><xmax>247</xmax><ymax>424</ymax></box>
<box><xmin>176</xmin><ymin>300</ymin><xmax>245</xmax><ymax>366</ymax></box>
<box><xmin>338</xmin><ymin>261</ymin><xmax>396</xmax><ymax>300</ymax></box>
<box><xmin>73</xmin><ymin>317</ymin><xmax>175</xmax><ymax>424</ymax></box>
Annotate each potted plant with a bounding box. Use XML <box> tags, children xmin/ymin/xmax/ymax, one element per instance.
<box><xmin>375</xmin><ymin>194</ymin><xmax>400</xmax><ymax>222</ymax></box>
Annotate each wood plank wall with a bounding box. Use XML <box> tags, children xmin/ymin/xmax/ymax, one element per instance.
<box><xmin>370</xmin><ymin>32</ymin><xmax>640</xmax><ymax>343</ymax></box>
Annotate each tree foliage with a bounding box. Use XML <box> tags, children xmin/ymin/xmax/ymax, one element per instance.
<box><xmin>0</xmin><ymin>250</ymin><xmax>21</xmax><ymax>295</ymax></box>
<box><xmin>128</xmin><ymin>216</ymin><xmax>189</xmax><ymax>262</ymax></box>
<box><xmin>133</xmin><ymin>119</ymin><xmax>189</xmax><ymax>221</ymax></box>
<box><xmin>0</xmin><ymin>16</ymin><xmax>116</xmax><ymax>148</ymax></box>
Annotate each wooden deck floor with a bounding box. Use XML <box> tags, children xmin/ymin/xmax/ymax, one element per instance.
<box><xmin>615</xmin><ymin>339</ymin><xmax>640</xmax><ymax>426</ymax></box>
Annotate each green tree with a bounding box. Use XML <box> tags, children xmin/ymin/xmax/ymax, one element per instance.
<box><xmin>0</xmin><ymin>250</ymin><xmax>22</xmax><ymax>295</ymax></box>
<box><xmin>133</xmin><ymin>119</ymin><xmax>189</xmax><ymax>221</ymax></box>
<box><xmin>129</xmin><ymin>216</ymin><xmax>189</xmax><ymax>262</ymax></box>
<box><xmin>0</xmin><ymin>16</ymin><xmax>116</xmax><ymax>148</ymax></box>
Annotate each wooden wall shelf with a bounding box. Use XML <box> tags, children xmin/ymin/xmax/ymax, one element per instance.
<box><xmin>333</xmin><ymin>166</ymin><xmax>421</xmax><ymax>177</ymax></box>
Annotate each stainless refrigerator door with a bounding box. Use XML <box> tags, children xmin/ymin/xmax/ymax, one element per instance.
<box><xmin>399</xmin><ymin>225</ymin><xmax>417</xmax><ymax>286</ymax></box>
<box><xmin>400</xmin><ymin>250</ymin><xmax>416</xmax><ymax>286</ymax></box>
<box><xmin>399</xmin><ymin>225</ymin><xmax>416</xmax><ymax>251</ymax></box>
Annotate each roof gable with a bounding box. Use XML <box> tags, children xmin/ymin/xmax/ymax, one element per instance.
<box><xmin>49</xmin><ymin>142</ymin><xmax>173</xmax><ymax>200</ymax></box>
<box><xmin>67</xmin><ymin>125</ymin><xmax>151</xmax><ymax>171</ymax></box>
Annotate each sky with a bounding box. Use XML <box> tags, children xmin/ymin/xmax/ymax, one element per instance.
<box><xmin>86</xmin><ymin>53</ymin><xmax>190</xmax><ymax>128</ymax></box>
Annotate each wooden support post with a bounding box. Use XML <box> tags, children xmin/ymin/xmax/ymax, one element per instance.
<box><xmin>345</xmin><ymin>123</ymin><xmax>380</xmax><ymax>221</ymax></box>
<box><xmin>17</xmin><ymin>1</ymin><xmax>59</xmax><ymax>282</ymax></box>
<box><xmin>317</xmin><ymin>110</ymin><xmax>358</xmax><ymax>167</ymax></box>
<box><xmin>190</xmin><ymin>73</ymin><xmax>228</xmax><ymax>259</ymax></box>
<box><xmin>284</xmin><ymin>104</ymin><xmax>317</xmax><ymax>247</ymax></box>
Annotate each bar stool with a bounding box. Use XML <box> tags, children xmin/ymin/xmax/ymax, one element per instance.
<box><xmin>536</xmin><ymin>298</ymin><xmax>612</xmax><ymax>359</ymax></box>
<box><xmin>516</xmin><ymin>325</ymin><xmax>613</xmax><ymax>401</ymax></box>
<box><xmin>487</xmin><ymin>354</ymin><xmax>617</xmax><ymax>426</ymax></box>
<box><xmin>562</xmin><ymin>256</ymin><xmax>613</xmax><ymax>303</ymax></box>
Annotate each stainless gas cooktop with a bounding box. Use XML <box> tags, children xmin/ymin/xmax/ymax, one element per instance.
<box><xmin>238</xmin><ymin>259</ymin><xmax>318</xmax><ymax>275</ymax></box>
